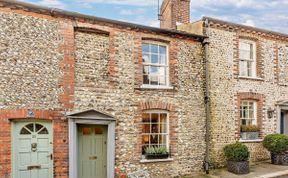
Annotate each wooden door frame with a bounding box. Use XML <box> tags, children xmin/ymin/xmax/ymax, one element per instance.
<box><xmin>276</xmin><ymin>101</ymin><xmax>288</xmax><ymax>134</ymax></box>
<box><xmin>11</xmin><ymin>120</ymin><xmax>53</xmax><ymax>178</ymax></box>
<box><xmin>68</xmin><ymin>115</ymin><xmax>115</xmax><ymax>178</ymax></box>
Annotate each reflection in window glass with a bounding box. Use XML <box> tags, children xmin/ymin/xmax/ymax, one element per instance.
<box><xmin>142</xmin><ymin>43</ymin><xmax>168</xmax><ymax>86</ymax></box>
<box><xmin>141</xmin><ymin>112</ymin><xmax>168</xmax><ymax>154</ymax></box>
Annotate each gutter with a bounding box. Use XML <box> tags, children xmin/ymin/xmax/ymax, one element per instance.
<box><xmin>202</xmin><ymin>19</ymin><xmax>211</xmax><ymax>174</ymax></box>
<box><xmin>0</xmin><ymin>0</ymin><xmax>207</xmax><ymax>40</ymax></box>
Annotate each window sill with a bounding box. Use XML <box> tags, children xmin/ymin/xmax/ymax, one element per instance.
<box><xmin>238</xmin><ymin>76</ymin><xmax>264</xmax><ymax>81</ymax></box>
<box><xmin>140</xmin><ymin>85</ymin><xmax>174</xmax><ymax>90</ymax></box>
<box><xmin>239</xmin><ymin>139</ymin><xmax>263</xmax><ymax>143</ymax></box>
<box><xmin>140</xmin><ymin>158</ymin><xmax>173</xmax><ymax>163</ymax></box>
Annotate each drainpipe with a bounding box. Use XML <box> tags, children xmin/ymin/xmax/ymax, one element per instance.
<box><xmin>203</xmin><ymin>19</ymin><xmax>211</xmax><ymax>174</ymax></box>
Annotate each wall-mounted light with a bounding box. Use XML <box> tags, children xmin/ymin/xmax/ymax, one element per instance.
<box><xmin>267</xmin><ymin>108</ymin><xmax>275</xmax><ymax>118</ymax></box>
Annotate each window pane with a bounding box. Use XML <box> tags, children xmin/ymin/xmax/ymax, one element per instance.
<box><xmin>250</xmin><ymin>44</ymin><xmax>253</xmax><ymax>59</ymax></box>
<box><xmin>142</xmin><ymin>53</ymin><xmax>150</xmax><ymax>63</ymax></box>
<box><xmin>160</xmin><ymin>124</ymin><xmax>167</xmax><ymax>133</ymax></box>
<box><xmin>143</xmin><ymin>66</ymin><xmax>149</xmax><ymax>75</ymax></box>
<box><xmin>82</xmin><ymin>128</ymin><xmax>91</xmax><ymax>135</ymax></box>
<box><xmin>143</xmin><ymin>113</ymin><xmax>150</xmax><ymax>123</ymax></box>
<box><xmin>159</xmin><ymin>46</ymin><xmax>166</xmax><ymax>55</ymax></box>
<box><xmin>151</xmin><ymin>54</ymin><xmax>159</xmax><ymax>64</ymax></box>
<box><xmin>160</xmin><ymin>54</ymin><xmax>167</xmax><ymax>64</ymax></box>
<box><xmin>142</xmin><ymin>135</ymin><xmax>150</xmax><ymax>144</ymax></box>
<box><xmin>159</xmin><ymin>76</ymin><xmax>166</xmax><ymax>86</ymax></box>
<box><xmin>38</xmin><ymin>128</ymin><xmax>48</xmax><ymax>134</ymax></box>
<box><xmin>142</xmin><ymin>44</ymin><xmax>149</xmax><ymax>53</ymax></box>
<box><xmin>159</xmin><ymin>135</ymin><xmax>168</xmax><ymax>145</ymax></box>
<box><xmin>150</xmin><ymin>75</ymin><xmax>158</xmax><ymax>85</ymax></box>
<box><xmin>150</xmin><ymin>134</ymin><xmax>159</xmax><ymax>144</ymax></box>
<box><xmin>95</xmin><ymin>128</ymin><xmax>103</xmax><ymax>134</ymax></box>
<box><xmin>151</xmin><ymin>113</ymin><xmax>159</xmax><ymax>123</ymax></box>
<box><xmin>241</xmin><ymin>119</ymin><xmax>246</xmax><ymax>125</ymax></box>
<box><xmin>143</xmin><ymin>75</ymin><xmax>149</xmax><ymax>84</ymax></box>
<box><xmin>20</xmin><ymin>127</ymin><xmax>31</xmax><ymax>135</ymax></box>
<box><xmin>240</xmin><ymin>61</ymin><xmax>247</xmax><ymax>76</ymax></box>
<box><xmin>25</xmin><ymin>124</ymin><xmax>34</xmax><ymax>132</ymax></box>
<box><xmin>150</xmin><ymin>66</ymin><xmax>159</xmax><ymax>75</ymax></box>
<box><xmin>151</xmin><ymin>45</ymin><xmax>158</xmax><ymax>53</ymax></box>
<box><xmin>142</xmin><ymin>124</ymin><xmax>150</xmax><ymax>133</ymax></box>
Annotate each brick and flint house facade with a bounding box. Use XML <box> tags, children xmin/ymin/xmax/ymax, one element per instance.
<box><xmin>0</xmin><ymin>0</ymin><xmax>208</xmax><ymax>178</ymax></box>
<box><xmin>1</xmin><ymin>0</ymin><xmax>288</xmax><ymax>177</ymax></box>
<box><xmin>171</xmin><ymin>1</ymin><xmax>288</xmax><ymax>168</ymax></box>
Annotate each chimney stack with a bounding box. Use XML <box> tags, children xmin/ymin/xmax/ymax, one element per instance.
<box><xmin>160</xmin><ymin>0</ymin><xmax>190</xmax><ymax>29</ymax></box>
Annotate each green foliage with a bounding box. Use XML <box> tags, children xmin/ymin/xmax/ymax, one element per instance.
<box><xmin>144</xmin><ymin>146</ymin><xmax>168</xmax><ymax>154</ymax></box>
<box><xmin>223</xmin><ymin>142</ymin><xmax>250</xmax><ymax>161</ymax></box>
<box><xmin>241</xmin><ymin>125</ymin><xmax>260</xmax><ymax>132</ymax></box>
<box><xmin>263</xmin><ymin>134</ymin><xmax>288</xmax><ymax>154</ymax></box>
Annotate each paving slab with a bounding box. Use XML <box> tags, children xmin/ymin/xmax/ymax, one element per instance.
<box><xmin>208</xmin><ymin>161</ymin><xmax>288</xmax><ymax>178</ymax></box>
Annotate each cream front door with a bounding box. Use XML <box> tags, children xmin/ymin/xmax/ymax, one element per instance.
<box><xmin>13</xmin><ymin>121</ymin><xmax>53</xmax><ymax>178</ymax></box>
<box><xmin>78</xmin><ymin>125</ymin><xmax>107</xmax><ymax>178</ymax></box>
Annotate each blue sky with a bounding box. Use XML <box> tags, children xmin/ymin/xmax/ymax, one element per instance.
<box><xmin>20</xmin><ymin>0</ymin><xmax>288</xmax><ymax>34</ymax></box>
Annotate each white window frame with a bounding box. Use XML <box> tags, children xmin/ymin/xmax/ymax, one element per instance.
<box><xmin>240</xmin><ymin>100</ymin><xmax>257</xmax><ymax>126</ymax></box>
<box><xmin>239</xmin><ymin>39</ymin><xmax>257</xmax><ymax>78</ymax></box>
<box><xmin>141</xmin><ymin>41</ymin><xmax>171</xmax><ymax>89</ymax></box>
<box><xmin>141</xmin><ymin>110</ymin><xmax>169</xmax><ymax>155</ymax></box>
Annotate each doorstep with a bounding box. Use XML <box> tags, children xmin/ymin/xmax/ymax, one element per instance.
<box><xmin>208</xmin><ymin>161</ymin><xmax>288</xmax><ymax>178</ymax></box>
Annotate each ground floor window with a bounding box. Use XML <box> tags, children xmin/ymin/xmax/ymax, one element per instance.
<box><xmin>240</xmin><ymin>100</ymin><xmax>260</xmax><ymax>140</ymax></box>
<box><xmin>141</xmin><ymin>111</ymin><xmax>168</xmax><ymax>154</ymax></box>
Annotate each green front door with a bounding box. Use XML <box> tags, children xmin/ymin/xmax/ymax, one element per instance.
<box><xmin>78</xmin><ymin>125</ymin><xmax>107</xmax><ymax>178</ymax></box>
<box><xmin>12</xmin><ymin>121</ymin><xmax>53</xmax><ymax>178</ymax></box>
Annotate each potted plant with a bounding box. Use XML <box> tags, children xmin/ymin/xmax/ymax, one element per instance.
<box><xmin>144</xmin><ymin>146</ymin><xmax>169</xmax><ymax>159</ymax></box>
<box><xmin>263</xmin><ymin>134</ymin><xmax>288</xmax><ymax>165</ymax></box>
<box><xmin>223</xmin><ymin>142</ymin><xmax>250</xmax><ymax>174</ymax></box>
<box><xmin>240</xmin><ymin>125</ymin><xmax>260</xmax><ymax>140</ymax></box>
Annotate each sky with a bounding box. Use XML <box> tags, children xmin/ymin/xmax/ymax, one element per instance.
<box><xmin>19</xmin><ymin>0</ymin><xmax>288</xmax><ymax>34</ymax></box>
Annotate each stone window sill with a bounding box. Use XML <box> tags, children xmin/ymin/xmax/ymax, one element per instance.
<box><xmin>238</xmin><ymin>76</ymin><xmax>264</xmax><ymax>81</ymax></box>
<box><xmin>239</xmin><ymin>139</ymin><xmax>263</xmax><ymax>143</ymax></box>
<box><xmin>140</xmin><ymin>85</ymin><xmax>174</xmax><ymax>90</ymax></box>
<box><xmin>140</xmin><ymin>158</ymin><xmax>173</xmax><ymax>163</ymax></box>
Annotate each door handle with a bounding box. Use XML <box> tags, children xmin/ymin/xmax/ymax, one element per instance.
<box><xmin>27</xmin><ymin>165</ymin><xmax>41</xmax><ymax>170</ymax></box>
<box><xmin>89</xmin><ymin>156</ymin><xmax>97</xmax><ymax>160</ymax></box>
<box><xmin>47</xmin><ymin>153</ymin><xmax>53</xmax><ymax>160</ymax></box>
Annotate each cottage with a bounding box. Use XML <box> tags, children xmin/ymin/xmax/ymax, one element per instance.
<box><xmin>0</xmin><ymin>0</ymin><xmax>207</xmax><ymax>178</ymax></box>
<box><xmin>161</xmin><ymin>0</ymin><xmax>288</xmax><ymax>168</ymax></box>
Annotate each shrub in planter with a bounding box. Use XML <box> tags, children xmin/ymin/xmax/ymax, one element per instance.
<box><xmin>144</xmin><ymin>146</ymin><xmax>169</xmax><ymax>159</ymax></box>
<box><xmin>263</xmin><ymin>134</ymin><xmax>288</xmax><ymax>165</ymax></box>
<box><xmin>224</xmin><ymin>142</ymin><xmax>250</xmax><ymax>174</ymax></box>
<box><xmin>240</xmin><ymin>125</ymin><xmax>260</xmax><ymax>140</ymax></box>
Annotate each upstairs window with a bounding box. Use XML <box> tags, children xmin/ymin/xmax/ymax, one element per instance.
<box><xmin>142</xmin><ymin>43</ymin><xmax>169</xmax><ymax>87</ymax></box>
<box><xmin>239</xmin><ymin>40</ymin><xmax>256</xmax><ymax>77</ymax></box>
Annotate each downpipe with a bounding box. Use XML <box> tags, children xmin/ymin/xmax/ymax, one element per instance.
<box><xmin>203</xmin><ymin>18</ymin><xmax>211</xmax><ymax>175</ymax></box>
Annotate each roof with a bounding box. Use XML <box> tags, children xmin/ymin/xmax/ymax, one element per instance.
<box><xmin>0</xmin><ymin>0</ymin><xmax>206</xmax><ymax>40</ymax></box>
<box><xmin>203</xmin><ymin>16</ymin><xmax>288</xmax><ymax>39</ymax></box>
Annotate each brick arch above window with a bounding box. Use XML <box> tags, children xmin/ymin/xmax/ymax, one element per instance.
<box><xmin>139</xmin><ymin>101</ymin><xmax>174</xmax><ymax>111</ymax></box>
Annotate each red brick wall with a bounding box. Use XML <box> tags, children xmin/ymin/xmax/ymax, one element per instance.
<box><xmin>160</xmin><ymin>0</ymin><xmax>190</xmax><ymax>29</ymax></box>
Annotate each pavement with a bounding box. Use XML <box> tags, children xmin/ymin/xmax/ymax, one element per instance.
<box><xmin>187</xmin><ymin>161</ymin><xmax>288</xmax><ymax>178</ymax></box>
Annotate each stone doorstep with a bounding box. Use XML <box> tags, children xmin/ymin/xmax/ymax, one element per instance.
<box><xmin>258</xmin><ymin>170</ymin><xmax>288</xmax><ymax>178</ymax></box>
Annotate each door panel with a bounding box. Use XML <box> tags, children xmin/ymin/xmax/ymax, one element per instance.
<box><xmin>13</xmin><ymin>121</ymin><xmax>53</xmax><ymax>178</ymax></box>
<box><xmin>78</xmin><ymin>125</ymin><xmax>107</xmax><ymax>178</ymax></box>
